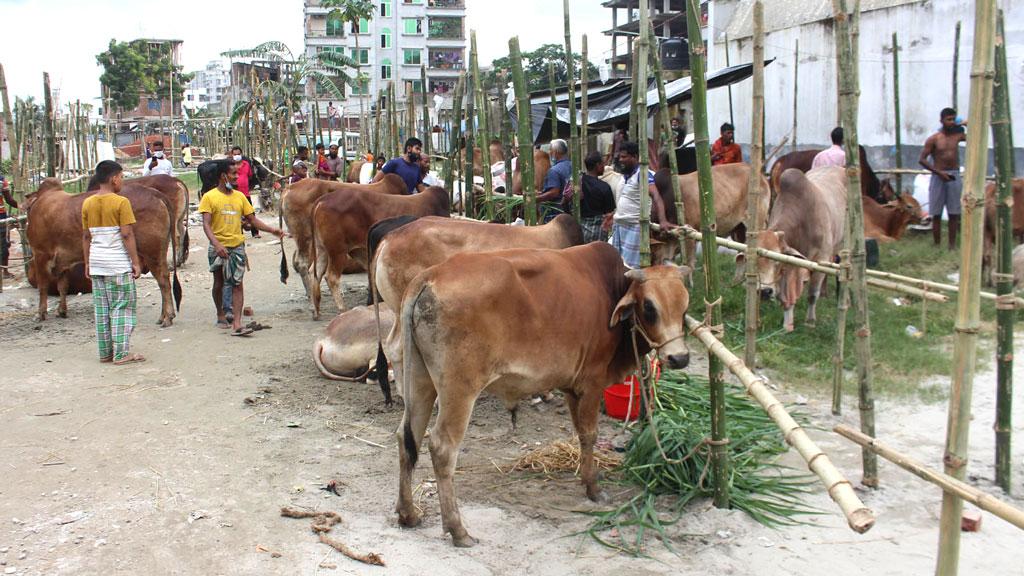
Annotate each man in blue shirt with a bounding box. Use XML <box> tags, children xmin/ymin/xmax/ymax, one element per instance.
<box><xmin>374</xmin><ymin>137</ymin><xmax>424</xmax><ymax>194</ymax></box>
<box><xmin>537</xmin><ymin>139</ymin><xmax>571</xmax><ymax>223</ymax></box>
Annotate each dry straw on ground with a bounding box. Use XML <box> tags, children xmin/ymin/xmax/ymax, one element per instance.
<box><xmin>510</xmin><ymin>438</ymin><xmax>622</xmax><ymax>475</ymax></box>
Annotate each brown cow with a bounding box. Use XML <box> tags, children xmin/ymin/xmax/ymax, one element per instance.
<box><xmin>510</xmin><ymin>148</ymin><xmax>552</xmax><ymax>196</ymax></box>
<box><xmin>346</xmin><ymin>159</ymin><xmax>366</xmax><ymax>183</ymax></box>
<box><xmin>26</xmin><ymin>178</ymin><xmax>180</xmax><ymax>326</ymax></box>
<box><xmin>749</xmin><ymin>166</ymin><xmax>847</xmax><ymax>332</ymax></box>
<box><xmin>862</xmin><ymin>193</ymin><xmax>925</xmax><ymax>242</ymax></box>
<box><xmin>394</xmin><ymin>243</ymin><xmax>691</xmax><ymax>547</ymax></box>
<box><xmin>368</xmin><ymin>214</ymin><xmax>584</xmax><ymax>404</ymax></box>
<box><xmin>308</xmin><ymin>186</ymin><xmax>449</xmax><ymax>318</ymax></box>
<box><xmin>313</xmin><ymin>305</ymin><xmax>396</xmax><ymax>381</ymax></box>
<box><xmin>281</xmin><ymin>175</ymin><xmax>407</xmax><ymax>296</ymax></box>
<box><xmin>770</xmin><ymin>146</ymin><xmax>892</xmax><ymax>203</ymax></box>
<box><xmin>131</xmin><ymin>174</ymin><xmax>190</xmax><ymax>266</ymax></box>
<box><xmin>983</xmin><ymin>178</ymin><xmax>1024</xmax><ymax>283</ymax></box>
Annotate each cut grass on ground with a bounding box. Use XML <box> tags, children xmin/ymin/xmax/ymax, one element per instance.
<box><xmin>686</xmin><ymin>232</ymin><xmax>1012</xmax><ymax>402</ymax></box>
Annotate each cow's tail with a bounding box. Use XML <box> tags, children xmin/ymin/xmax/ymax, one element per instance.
<box><xmin>154</xmin><ymin>191</ymin><xmax>183</xmax><ymax>311</ymax></box>
<box><xmin>278</xmin><ymin>191</ymin><xmax>288</xmax><ymax>284</ymax></box>
<box><xmin>312</xmin><ymin>340</ymin><xmax>374</xmax><ymax>382</ymax></box>
<box><xmin>309</xmin><ymin>201</ymin><xmax>322</xmax><ymax>282</ymax></box>
<box><xmin>400</xmin><ymin>282</ymin><xmax>432</xmax><ymax>462</ymax></box>
<box><xmin>370</xmin><ymin>255</ymin><xmax>390</xmax><ymax>404</ymax></box>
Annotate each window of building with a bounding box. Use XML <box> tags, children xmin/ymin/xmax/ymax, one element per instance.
<box><xmin>380</xmin><ymin>28</ymin><xmax>391</xmax><ymax>49</ymax></box>
<box><xmin>403</xmin><ymin>18</ymin><xmax>422</xmax><ymax>35</ymax></box>
<box><xmin>381</xmin><ymin>58</ymin><xmax>392</xmax><ymax>80</ymax></box>
<box><xmin>411</xmin><ymin>80</ymin><xmax>423</xmax><ymax>93</ymax></box>
<box><xmin>354</xmin><ymin>17</ymin><xmax>369</xmax><ymax>34</ymax></box>
<box><xmin>404</xmin><ymin>0</ymin><xmax>423</xmax><ymax>4</ymax></box>
<box><xmin>403</xmin><ymin>49</ymin><xmax>421</xmax><ymax>65</ymax></box>
<box><xmin>380</xmin><ymin>0</ymin><xmax>391</xmax><ymax>17</ymax></box>
<box><xmin>350</xmin><ymin>48</ymin><xmax>369</xmax><ymax>65</ymax></box>
<box><xmin>326</xmin><ymin>17</ymin><xmax>344</xmax><ymax>36</ymax></box>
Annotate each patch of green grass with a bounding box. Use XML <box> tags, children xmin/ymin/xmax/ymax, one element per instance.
<box><xmin>176</xmin><ymin>171</ymin><xmax>200</xmax><ymax>195</ymax></box>
<box><xmin>688</xmin><ymin>232</ymin><xmax>1007</xmax><ymax>402</ymax></box>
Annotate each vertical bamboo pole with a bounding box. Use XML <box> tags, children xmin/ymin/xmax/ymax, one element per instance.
<box><xmin>443</xmin><ymin>72</ymin><xmax>465</xmax><ymax>208</ymax></box>
<box><xmin>390</xmin><ymin>82</ymin><xmax>400</xmax><ymax>158</ymax></box>
<box><xmin>509</xmin><ymin>37</ymin><xmax>536</xmax><ymax>226</ymax></box>
<box><xmin>723</xmin><ymin>32</ymin><xmax>735</xmax><ymax>128</ymax></box>
<box><xmin>952</xmin><ymin>20</ymin><xmax>961</xmax><ymax>110</ymax></box>
<box><xmin>580</xmin><ymin>35</ymin><xmax>589</xmax><ymax>160</ymax></box>
<box><xmin>43</xmin><ymin>72</ymin><xmax>55</xmax><ymax>178</ymax></box>
<box><xmin>687</xmin><ymin>0</ymin><xmax>729</xmax><ymax>508</ymax></box>
<box><xmin>373</xmin><ymin>90</ymin><xmax>382</xmax><ymax>159</ymax></box>
<box><xmin>497</xmin><ymin>70</ymin><xmax>513</xmax><ymax>223</ymax></box>
<box><xmin>791</xmin><ymin>39</ymin><xmax>798</xmax><ymax>151</ymax></box>
<box><xmin>991</xmin><ymin>8</ymin><xmax>1015</xmax><ymax>495</ymax></box>
<box><xmin>547</xmin><ymin>63</ymin><xmax>558</xmax><ymax>144</ymax></box>
<box><xmin>470</xmin><ymin>31</ymin><xmax>494</xmax><ymax>221</ymax></box>
<box><xmin>744</xmin><ymin>1</ymin><xmax>766</xmax><ymax>368</ymax></box>
<box><xmin>406</xmin><ymin>80</ymin><xmax>415</xmax><ymax>149</ymax></box>
<box><xmin>420</xmin><ymin>64</ymin><xmax>430</xmax><ymax>157</ymax></box>
<box><xmin>463</xmin><ymin>74</ymin><xmax>475</xmax><ymax>219</ymax></box>
<box><xmin>629</xmin><ymin>47</ymin><xmax>641</xmax><ymax>141</ymax></box>
<box><xmin>936</xmin><ymin>2</ymin><xmax>996</xmax><ymax>573</ymax></box>
<box><xmin>563</xmin><ymin>0</ymin><xmax>581</xmax><ymax>220</ymax></box>
<box><xmin>648</xmin><ymin>23</ymin><xmax>684</xmax><ymax>268</ymax></box>
<box><xmin>892</xmin><ymin>32</ymin><xmax>903</xmax><ymax>196</ymax></box>
<box><xmin>0</xmin><ymin>64</ymin><xmax>22</xmax><ymax>204</ymax></box>
<box><xmin>636</xmin><ymin>0</ymin><xmax>651</xmax><ymax>268</ymax></box>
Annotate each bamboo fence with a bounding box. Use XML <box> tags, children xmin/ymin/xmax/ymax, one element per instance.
<box><xmin>745</xmin><ymin>1</ymin><xmax>766</xmax><ymax>369</ymax></box>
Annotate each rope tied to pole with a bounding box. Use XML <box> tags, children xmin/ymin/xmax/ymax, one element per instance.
<box><xmin>703</xmin><ymin>296</ymin><xmax>725</xmax><ymax>337</ymax></box>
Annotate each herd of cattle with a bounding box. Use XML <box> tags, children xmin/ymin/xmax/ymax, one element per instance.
<box><xmin>14</xmin><ymin>145</ymin><xmax>1024</xmax><ymax>547</ymax></box>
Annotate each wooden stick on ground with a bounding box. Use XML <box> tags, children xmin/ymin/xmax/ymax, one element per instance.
<box><xmin>685</xmin><ymin>315</ymin><xmax>875</xmax><ymax>534</ymax></box>
<box><xmin>280</xmin><ymin>507</ymin><xmax>385</xmax><ymax>566</ymax></box>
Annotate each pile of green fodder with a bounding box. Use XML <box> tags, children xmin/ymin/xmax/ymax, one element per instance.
<box><xmin>584</xmin><ymin>370</ymin><xmax>818</xmax><ymax>555</ymax></box>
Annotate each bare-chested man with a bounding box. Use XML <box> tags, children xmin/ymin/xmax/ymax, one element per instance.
<box><xmin>919</xmin><ymin>107</ymin><xmax>967</xmax><ymax>249</ymax></box>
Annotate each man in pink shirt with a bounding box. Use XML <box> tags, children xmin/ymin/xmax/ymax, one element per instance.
<box><xmin>811</xmin><ymin>127</ymin><xmax>847</xmax><ymax>169</ymax></box>
<box><xmin>230</xmin><ymin>145</ymin><xmax>260</xmax><ymax>238</ymax></box>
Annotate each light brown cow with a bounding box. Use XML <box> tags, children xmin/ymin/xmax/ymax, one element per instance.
<box><xmin>510</xmin><ymin>148</ymin><xmax>552</xmax><ymax>196</ymax></box>
<box><xmin>983</xmin><ymin>178</ymin><xmax>1024</xmax><ymax>283</ymax></box>
<box><xmin>394</xmin><ymin>243</ymin><xmax>691</xmax><ymax>547</ymax></box>
<box><xmin>131</xmin><ymin>174</ymin><xmax>190</xmax><ymax>266</ymax></box>
<box><xmin>26</xmin><ymin>178</ymin><xmax>181</xmax><ymax>326</ymax></box>
<box><xmin>749</xmin><ymin>166</ymin><xmax>848</xmax><ymax>332</ymax></box>
<box><xmin>862</xmin><ymin>193</ymin><xmax>924</xmax><ymax>242</ymax></box>
<box><xmin>313</xmin><ymin>305</ymin><xmax>396</xmax><ymax>381</ymax></box>
<box><xmin>368</xmin><ymin>214</ymin><xmax>584</xmax><ymax>404</ymax></box>
<box><xmin>281</xmin><ymin>175</ymin><xmax>407</xmax><ymax>296</ymax></box>
<box><xmin>308</xmin><ymin>186</ymin><xmax>450</xmax><ymax>319</ymax></box>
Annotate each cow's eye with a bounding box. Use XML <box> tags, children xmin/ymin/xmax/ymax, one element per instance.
<box><xmin>643</xmin><ymin>298</ymin><xmax>658</xmax><ymax>325</ymax></box>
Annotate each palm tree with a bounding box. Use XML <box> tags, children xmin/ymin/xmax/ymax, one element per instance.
<box><xmin>322</xmin><ymin>0</ymin><xmax>375</xmax><ymax>150</ymax></box>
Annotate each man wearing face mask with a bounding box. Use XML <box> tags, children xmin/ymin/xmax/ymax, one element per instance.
<box><xmin>198</xmin><ymin>159</ymin><xmax>285</xmax><ymax>336</ymax></box>
<box><xmin>142</xmin><ymin>140</ymin><xmax>174</xmax><ymax>176</ymax></box>
<box><xmin>229</xmin><ymin>145</ymin><xmax>259</xmax><ymax>238</ymax></box>
<box><xmin>373</xmin><ymin>137</ymin><xmax>423</xmax><ymax>194</ymax></box>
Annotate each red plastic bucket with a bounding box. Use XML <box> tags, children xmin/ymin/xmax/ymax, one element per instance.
<box><xmin>603</xmin><ymin>361</ymin><xmax>662</xmax><ymax>421</ymax></box>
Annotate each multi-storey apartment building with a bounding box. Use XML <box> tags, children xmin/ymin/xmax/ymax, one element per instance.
<box><xmin>303</xmin><ymin>0</ymin><xmax>467</xmax><ymax>125</ymax></box>
<box><xmin>182</xmin><ymin>61</ymin><xmax>231</xmax><ymax>116</ymax></box>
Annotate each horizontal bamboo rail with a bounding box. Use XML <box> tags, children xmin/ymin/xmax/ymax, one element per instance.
<box><xmin>685</xmin><ymin>315</ymin><xmax>876</xmax><ymax>534</ymax></box>
<box><xmin>835</xmin><ymin>425</ymin><xmax>1024</xmax><ymax>530</ymax></box>
<box><xmin>667</xmin><ymin>226</ymin><xmax>949</xmax><ymax>303</ymax></box>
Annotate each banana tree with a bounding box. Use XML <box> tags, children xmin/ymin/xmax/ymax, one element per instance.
<box><xmin>323</xmin><ymin>0</ymin><xmax>374</xmax><ymax>151</ymax></box>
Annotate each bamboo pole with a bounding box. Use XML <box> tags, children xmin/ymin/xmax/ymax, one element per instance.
<box><xmin>636</xmin><ymin>1</ymin><xmax>651</xmax><ymax>268</ymax></box>
<box><xmin>580</xmin><ymin>35</ymin><xmax>589</xmax><ymax>160</ymax></box>
<box><xmin>744</xmin><ymin>1</ymin><xmax>766</xmax><ymax>369</ymax></box>
<box><xmin>687</xmin><ymin>0</ymin><xmax>729</xmax><ymax>508</ymax></box>
<box><xmin>648</xmin><ymin>23</ymin><xmax>684</xmax><ymax>270</ymax></box>
<box><xmin>723</xmin><ymin>32</ymin><xmax>734</xmax><ymax>128</ymax></box>
<box><xmin>406</xmin><ymin>80</ymin><xmax>415</xmax><ymax>150</ymax></box>
<box><xmin>0</xmin><ymin>65</ymin><xmax>21</xmax><ymax>205</ymax></box>
<box><xmin>390</xmin><ymin>82</ymin><xmax>400</xmax><ymax>159</ymax></box>
<box><xmin>509</xmin><ymin>37</ymin><xmax>536</xmax><ymax>226</ymax></box>
<box><xmin>547</xmin><ymin>63</ymin><xmax>558</xmax><ymax>144</ymax></box>
<box><xmin>791</xmin><ymin>39</ymin><xmax>798</xmax><ymax>151</ymax></box>
<box><xmin>420</xmin><ymin>64</ymin><xmax>430</xmax><ymax>158</ymax></box>
<box><xmin>936</xmin><ymin>1</ymin><xmax>996</xmax><ymax>572</ymax></box>
<box><xmin>470</xmin><ymin>31</ymin><xmax>493</xmax><ymax>222</ymax></box>
<box><xmin>992</xmin><ymin>8</ymin><xmax>1015</xmax><ymax>495</ymax></box>
<box><xmin>685</xmin><ymin>316</ymin><xmax>876</xmax><ymax>533</ymax></box>
<box><xmin>463</xmin><ymin>73</ymin><xmax>475</xmax><ymax>219</ymax></box>
<box><xmin>43</xmin><ymin>72</ymin><xmax>55</xmax><ymax>178</ymax></box>
<box><xmin>833</xmin><ymin>0</ymin><xmax>878</xmax><ymax>488</ymax></box>
<box><xmin>835</xmin><ymin>425</ymin><xmax>1024</xmax><ymax>530</ymax></box>
<box><xmin>497</xmin><ymin>70</ymin><xmax>513</xmax><ymax>224</ymax></box>
<box><xmin>892</xmin><ymin>32</ymin><xmax>903</xmax><ymax>196</ymax></box>
<box><xmin>443</xmin><ymin>73</ymin><xmax>465</xmax><ymax>209</ymax></box>
<box><xmin>952</xmin><ymin>20</ymin><xmax>961</xmax><ymax>110</ymax></box>
<box><xmin>563</xmin><ymin>0</ymin><xmax>581</xmax><ymax>220</ymax></box>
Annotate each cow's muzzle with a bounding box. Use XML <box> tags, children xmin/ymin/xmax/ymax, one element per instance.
<box><xmin>760</xmin><ymin>288</ymin><xmax>775</xmax><ymax>302</ymax></box>
<box><xmin>666</xmin><ymin>352</ymin><xmax>689</xmax><ymax>369</ymax></box>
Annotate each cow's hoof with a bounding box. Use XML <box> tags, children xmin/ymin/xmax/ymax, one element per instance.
<box><xmin>805</xmin><ymin>320</ymin><xmax>817</xmax><ymax>329</ymax></box>
<box><xmin>451</xmin><ymin>532</ymin><xmax>479</xmax><ymax>548</ymax></box>
<box><xmin>784</xmin><ymin>324</ymin><xmax>795</xmax><ymax>333</ymax></box>
<box><xmin>586</xmin><ymin>486</ymin><xmax>606</xmax><ymax>503</ymax></box>
<box><xmin>35</xmin><ymin>313</ymin><xmax>46</xmax><ymax>322</ymax></box>
<box><xmin>160</xmin><ymin>319</ymin><xmax>173</xmax><ymax>328</ymax></box>
<box><xmin>57</xmin><ymin>310</ymin><xmax>67</xmax><ymax>319</ymax></box>
<box><xmin>397</xmin><ymin>510</ymin><xmax>422</xmax><ymax>528</ymax></box>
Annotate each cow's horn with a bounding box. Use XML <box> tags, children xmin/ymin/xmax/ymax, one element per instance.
<box><xmin>625</xmin><ymin>268</ymin><xmax>646</xmax><ymax>282</ymax></box>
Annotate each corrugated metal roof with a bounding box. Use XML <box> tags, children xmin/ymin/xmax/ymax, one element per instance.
<box><xmin>723</xmin><ymin>0</ymin><xmax>923</xmax><ymax>40</ymax></box>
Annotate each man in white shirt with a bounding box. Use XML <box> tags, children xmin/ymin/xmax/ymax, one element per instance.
<box><xmin>610</xmin><ymin>141</ymin><xmax>674</xmax><ymax>268</ymax></box>
<box><xmin>142</xmin><ymin>140</ymin><xmax>174</xmax><ymax>176</ymax></box>
<box><xmin>811</xmin><ymin>127</ymin><xmax>847</xmax><ymax>169</ymax></box>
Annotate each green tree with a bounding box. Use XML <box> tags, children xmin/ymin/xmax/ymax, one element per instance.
<box><xmin>96</xmin><ymin>39</ymin><xmax>193</xmax><ymax>111</ymax></box>
<box><xmin>487</xmin><ymin>43</ymin><xmax>598</xmax><ymax>92</ymax></box>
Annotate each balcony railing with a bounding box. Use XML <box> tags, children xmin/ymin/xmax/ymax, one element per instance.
<box><xmin>428</xmin><ymin>49</ymin><xmax>464</xmax><ymax>70</ymax></box>
<box><xmin>427</xmin><ymin>0</ymin><xmax>465</xmax><ymax>8</ymax></box>
<box><xmin>427</xmin><ymin>17</ymin><xmax>464</xmax><ymax>40</ymax></box>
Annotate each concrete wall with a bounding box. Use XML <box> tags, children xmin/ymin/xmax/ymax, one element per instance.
<box><xmin>707</xmin><ymin>0</ymin><xmax>1024</xmax><ymax>171</ymax></box>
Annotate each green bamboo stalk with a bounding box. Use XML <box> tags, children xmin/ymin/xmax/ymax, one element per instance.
<box><xmin>991</xmin><ymin>8</ymin><xmax>1014</xmax><ymax>495</ymax></box>
<box><xmin>463</xmin><ymin>74</ymin><xmax>475</xmax><ymax>218</ymax></box>
<box><xmin>952</xmin><ymin>20</ymin><xmax>961</xmax><ymax>110</ymax></box>
<box><xmin>0</xmin><ymin>64</ymin><xmax>22</xmax><ymax>204</ymax></box>
<box><xmin>509</xmin><ymin>37</ymin><xmax>536</xmax><ymax>226</ymax></box>
<box><xmin>43</xmin><ymin>72</ymin><xmax>55</xmax><ymax>178</ymax></box>
<box><xmin>497</xmin><ymin>70</ymin><xmax>513</xmax><ymax>224</ymax></box>
<box><xmin>936</xmin><ymin>2</ymin><xmax>996</xmax><ymax>573</ymax></box>
<box><xmin>744</xmin><ymin>1</ymin><xmax>766</xmax><ymax>369</ymax></box>
<box><xmin>406</xmin><ymin>81</ymin><xmax>415</xmax><ymax>150</ymax></box>
<box><xmin>648</xmin><ymin>23</ymin><xmax>684</xmax><ymax>267</ymax></box>
<box><xmin>443</xmin><ymin>72</ymin><xmax>466</xmax><ymax>209</ymax></box>
<box><xmin>637</xmin><ymin>1</ymin><xmax>651</xmax><ymax>268</ymax></box>
<box><xmin>723</xmin><ymin>32</ymin><xmax>734</xmax><ymax>128</ymax></box>
<box><xmin>833</xmin><ymin>0</ymin><xmax>878</xmax><ymax>488</ymax></box>
<box><xmin>687</xmin><ymin>0</ymin><xmax>729</xmax><ymax>509</ymax></box>
<box><xmin>791</xmin><ymin>39</ymin><xmax>798</xmax><ymax>151</ymax></box>
<box><xmin>389</xmin><ymin>82</ymin><xmax>399</xmax><ymax>159</ymax></box>
<box><xmin>563</xmin><ymin>0</ymin><xmax>581</xmax><ymax>220</ymax></box>
<box><xmin>547</xmin><ymin>63</ymin><xmax>557</xmax><ymax>144</ymax></box>
<box><xmin>580</xmin><ymin>35</ymin><xmax>589</xmax><ymax>161</ymax></box>
<box><xmin>470</xmin><ymin>31</ymin><xmax>494</xmax><ymax>221</ymax></box>
<box><xmin>892</xmin><ymin>33</ymin><xmax>903</xmax><ymax>196</ymax></box>
<box><xmin>420</xmin><ymin>64</ymin><xmax>430</xmax><ymax>157</ymax></box>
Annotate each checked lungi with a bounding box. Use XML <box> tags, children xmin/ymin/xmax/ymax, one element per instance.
<box><xmin>611</xmin><ymin>222</ymin><xmax>642</xmax><ymax>269</ymax></box>
<box><xmin>580</xmin><ymin>215</ymin><xmax>607</xmax><ymax>244</ymax></box>
<box><xmin>91</xmin><ymin>272</ymin><xmax>137</xmax><ymax>361</ymax></box>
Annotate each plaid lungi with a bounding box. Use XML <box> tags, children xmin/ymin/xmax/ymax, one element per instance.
<box><xmin>208</xmin><ymin>245</ymin><xmax>248</xmax><ymax>286</ymax></box>
<box><xmin>580</xmin><ymin>215</ymin><xmax>607</xmax><ymax>244</ymax></box>
<box><xmin>611</xmin><ymin>222</ymin><xmax>642</xmax><ymax>269</ymax></box>
<box><xmin>91</xmin><ymin>272</ymin><xmax>137</xmax><ymax>361</ymax></box>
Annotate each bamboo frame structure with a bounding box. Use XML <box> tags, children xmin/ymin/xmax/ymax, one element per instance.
<box><xmin>636</xmin><ymin>1</ymin><xmax>651</xmax><ymax>268</ymax></box>
<box><xmin>463</xmin><ymin>73</ymin><xmax>475</xmax><ymax>219</ymax></box>
<box><xmin>745</xmin><ymin>1</ymin><xmax>766</xmax><ymax>369</ymax></box>
<box><xmin>470</xmin><ymin>31</ymin><xmax>494</xmax><ymax>222</ymax></box>
<box><xmin>835</xmin><ymin>425</ymin><xmax>1024</xmax><ymax>530</ymax></box>
<box><xmin>43</xmin><ymin>72</ymin><xmax>55</xmax><ymax>178</ymax></box>
<box><xmin>892</xmin><ymin>33</ymin><xmax>903</xmax><ymax>196</ymax></box>
<box><xmin>548</xmin><ymin>63</ymin><xmax>558</xmax><ymax>144</ymax></box>
<box><xmin>1</xmin><ymin>64</ymin><xmax>22</xmax><ymax>203</ymax></box>
<box><xmin>936</xmin><ymin>2</ymin><xmax>996</xmax><ymax>573</ymax></box>
<box><xmin>509</xmin><ymin>37</ymin><xmax>536</xmax><ymax>226</ymax></box>
<box><xmin>991</xmin><ymin>9</ymin><xmax>1015</xmax><ymax>494</ymax></box>
<box><xmin>497</xmin><ymin>70</ymin><xmax>513</xmax><ymax>224</ymax></box>
<box><xmin>648</xmin><ymin>23</ymin><xmax>684</xmax><ymax>270</ymax></box>
<box><xmin>563</xmin><ymin>0</ymin><xmax>581</xmax><ymax>220</ymax></box>
<box><xmin>833</xmin><ymin>0</ymin><xmax>878</xmax><ymax>488</ymax></box>
<box><xmin>580</xmin><ymin>35</ymin><xmax>589</xmax><ymax>163</ymax></box>
<box><xmin>686</xmin><ymin>0</ymin><xmax>729</xmax><ymax>508</ymax></box>
<box><xmin>685</xmin><ymin>316</ymin><xmax>876</xmax><ymax>533</ymax></box>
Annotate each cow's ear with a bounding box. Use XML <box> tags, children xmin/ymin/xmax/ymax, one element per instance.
<box><xmin>610</xmin><ymin>292</ymin><xmax>636</xmax><ymax>327</ymax></box>
<box><xmin>677</xmin><ymin>265</ymin><xmax>693</xmax><ymax>281</ymax></box>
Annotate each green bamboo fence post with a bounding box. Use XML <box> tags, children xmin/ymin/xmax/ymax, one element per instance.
<box><xmin>563</xmin><ymin>0</ymin><xmax>581</xmax><ymax>219</ymax></box>
<box><xmin>648</xmin><ymin>23</ymin><xmax>684</xmax><ymax>267</ymax></box>
<box><xmin>792</xmin><ymin>39</ymin><xmax>798</xmax><ymax>151</ymax></box>
<box><xmin>547</xmin><ymin>63</ymin><xmax>557</xmax><ymax>144</ymax></box>
<box><xmin>630</xmin><ymin>47</ymin><xmax>641</xmax><ymax>140</ymax></box>
<box><xmin>637</xmin><ymin>0</ymin><xmax>651</xmax><ymax>268</ymax></box>
<box><xmin>406</xmin><ymin>81</ymin><xmax>415</xmax><ymax>150</ymax></box>
<box><xmin>0</xmin><ymin>64</ymin><xmax>22</xmax><ymax>205</ymax></box>
<box><xmin>687</xmin><ymin>0</ymin><xmax>729</xmax><ymax>508</ymax></box>
<box><xmin>936</xmin><ymin>1</ymin><xmax>996</xmax><ymax>573</ymax></box>
<box><xmin>991</xmin><ymin>8</ymin><xmax>1015</xmax><ymax>496</ymax></box>
<box><xmin>580</xmin><ymin>35</ymin><xmax>589</xmax><ymax>160</ymax></box>
<box><xmin>373</xmin><ymin>90</ymin><xmax>381</xmax><ymax>159</ymax></box>
<box><xmin>892</xmin><ymin>32</ymin><xmax>903</xmax><ymax>196</ymax></box>
<box><xmin>443</xmin><ymin>72</ymin><xmax>465</xmax><ymax>206</ymax></box>
<box><xmin>744</xmin><ymin>1</ymin><xmax>766</xmax><ymax>369</ymax></box>
<box><xmin>723</xmin><ymin>32</ymin><xmax>734</xmax><ymax>128</ymax></box>
<box><xmin>43</xmin><ymin>72</ymin><xmax>55</xmax><ymax>178</ymax></box>
<box><xmin>390</xmin><ymin>82</ymin><xmax>400</xmax><ymax>159</ymax></box>
<box><xmin>470</xmin><ymin>31</ymin><xmax>494</xmax><ymax>221</ymax></box>
<box><xmin>420</xmin><ymin>64</ymin><xmax>430</xmax><ymax>157</ymax></box>
<box><xmin>509</xmin><ymin>37</ymin><xmax>536</xmax><ymax>226</ymax></box>
<box><xmin>497</xmin><ymin>70</ymin><xmax>513</xmax><ymax>223</ymax></box>
<box><xmin>463</xmin><ymin>73</ymin><xmax>475</xmax><ymax>219</ymax></box>
<box><xmin>952</xmin><ymin>20</ymin><xmax>961</xmax><ymax>110</ymax></box>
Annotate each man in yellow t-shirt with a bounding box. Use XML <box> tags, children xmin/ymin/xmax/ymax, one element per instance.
<box><xmin>81</xmin><ymin>161</ymin><xmax>144</xmax><ymax>365</ymax></box>
<box><xmin>198</xmin><ymin>159</ymin><xmax>284</xmax><ymax>336</ymax></box>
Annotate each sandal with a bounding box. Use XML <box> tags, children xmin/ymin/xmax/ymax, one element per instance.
<box><xmin>245</xmin><ymin>321</ymin><xmax>272</xmax><ymax>331</ymax></box>
<box><xmin>100</xmin><ymin>356</ymin><xmax>113</xmax><ymax>363</ymax></box>
<box><xmin>216</xmin><ymin>320</ymin><xmax>231</xmax><ymax>329</ymax></box>
<box><xmin>113</xmin><ymin>353</ymin><xmax>146</xmax><ymax>365</ymax></box>
<box><xmin>231</xmin><ymin>327</ymin><xmax>255</xmax><ymax>337</ymax></box>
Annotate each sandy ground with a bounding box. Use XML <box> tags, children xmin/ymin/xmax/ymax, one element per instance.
<box><xmin>1</xmin><ymin>218</ymin><xmax>1023</xmax><ymax>575</ymax></box>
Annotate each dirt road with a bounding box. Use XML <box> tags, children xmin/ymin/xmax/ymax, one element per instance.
<box><xmin>0</xmin><ymin>218</ymin><xmax>1021</xmax><ymax>575</ymax></box>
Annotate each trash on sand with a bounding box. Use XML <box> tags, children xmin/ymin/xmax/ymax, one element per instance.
<box><xmin>187</xmin><ymin>510</ymin><xmax>209</xmax><ymax>524</ymax></box>
<box><xmin>905</xmin><ymin>325</ymin><xmax>923</xmax><ymax>339</ymax></box>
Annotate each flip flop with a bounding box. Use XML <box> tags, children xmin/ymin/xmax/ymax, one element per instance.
<box><xmin>245</xmin><ymin>321</ymin><xmax>272</xmax><ymax>331</ymax></box>
<box><xmin>113</xmin><ymin>353</ymin><xmax>146</xmax><ymax>365</ymax></box>
<box><xmin>231</xmin><ymin>327</ymin><xmax>255</xmax><ymax>337</ymax></box>
<box><xmin>100</xmin><ymin>356</ymin><xmax>113</xmax><ymax>363</ymax></box>
<box><xmin>216</xmin><ymin>320</ymin><xmax>231</xmax><ymax>329</ymax></box>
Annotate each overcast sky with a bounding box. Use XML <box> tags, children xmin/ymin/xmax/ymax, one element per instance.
<box><xmin>0</xmin><ymin>0</ymin><xmax>619</xmax><ymax>110</ymax></box>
